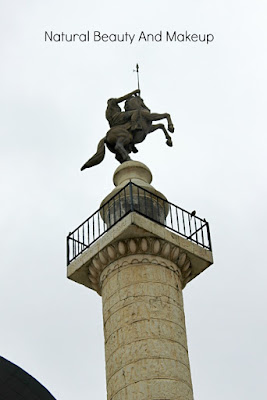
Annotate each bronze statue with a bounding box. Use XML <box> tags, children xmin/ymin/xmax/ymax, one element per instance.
<box><xmin>81</xmin><ymin>89</ymin><xmax>174</xmax><ymax>170</ymax></box>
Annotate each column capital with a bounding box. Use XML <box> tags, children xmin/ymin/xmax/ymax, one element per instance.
<box><xmin>88</xmin><ymin>236</ymin><xmax>192</xmax><ymax>294</ymax></box>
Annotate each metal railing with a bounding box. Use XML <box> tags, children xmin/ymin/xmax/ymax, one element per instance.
<box><xmin>67</xmin><ymin>182</ymin><xmax>212</xmax><ymax>265</ymax></box>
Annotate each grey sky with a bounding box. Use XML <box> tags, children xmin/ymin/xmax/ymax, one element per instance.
<box><xmin>0</xmin><ymin>0</ymin><xmax>266</xmax><ymax>399</ymax></box>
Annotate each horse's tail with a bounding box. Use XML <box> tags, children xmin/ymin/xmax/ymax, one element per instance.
<box><xmin>80</xmin><ymin>137</ymin><xmax>106</xmax><ymax>170</ymax></box>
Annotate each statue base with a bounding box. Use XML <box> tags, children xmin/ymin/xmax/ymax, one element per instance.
<box><xmin>100</xmin><ymin>161</ymin><xmax>169</xmax><ymax>226</ymax></box>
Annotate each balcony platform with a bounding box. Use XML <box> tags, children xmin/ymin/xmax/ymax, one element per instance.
<box><xmin>67</xmin><ymin>211</ymin><xmax>213</xmax><ymax>293</ymax></box>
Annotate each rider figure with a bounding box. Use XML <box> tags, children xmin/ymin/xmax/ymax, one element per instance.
<box><xmin>105</xmin><ymin>89</ymin><xmax>142</xmax><ymax>131</ymax></box>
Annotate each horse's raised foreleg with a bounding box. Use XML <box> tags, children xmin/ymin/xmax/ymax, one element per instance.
<box><xmin>148</xmin><ymin>124</ymin><xmax>173</xmax><ymax>147</ymax></box>
<box><xmin>144</xmin><ymin>112</ymin><xmax>174</xmax><ymax>133</ymax></box>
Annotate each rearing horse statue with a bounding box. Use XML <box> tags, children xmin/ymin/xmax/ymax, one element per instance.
<box><xmin>81</xmin><ymin>89</ymin><xmax>175</xmax><ymax>170</ymax></box>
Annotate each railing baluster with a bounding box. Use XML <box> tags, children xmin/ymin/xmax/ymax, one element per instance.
<box><xmin>201</xmin><ymin>220</ymin><xmax>204</xmax><ymax>247</ymax></box>
<box><xmin>176</xmin><ymin>207</ymin><xmax>179</xmax><ymax>232</ymax></box>
<box><xmin>188</xmin><ymin>214</ymin><xmax>192</xmax><ymax>237</ymax></box>
<box><xmin>207</xmin><ymin>222</ymin><xmax>212</xmax><ymax>251</ymax></box>
<box><xmin>170</xmin><ymin>205</ymin><xmax>173</xmax><ymax>228</ymax></box>
<box><xmin>194</xmin><ymin>217</ymin><xmax>198</xmax><ymax>244</ymax></box>
<box><xmin>157</xmin><ymin>196</ymin><xmax>160</xmax><ymax>221</ymax></box>
<box><xmin>98</xmin><ymin>211</ymin><xmax>100</xmax><ymax>237</ymax></box>
<box><xmin>113</xmin><ymin>198</ymin><xmax>115</xmax><ymax>225</ymax></box>
<box><xmin>119</xmin><ymin>192</ymin><xmax>121</xmax><ymax>218</ymax></box>
<box><xmin>124</xmin><ymin>187</ymin><xmax>127</xmax><ymax>215</ymax></box>
<box><xmin>129</xmin><ymin>182</ymin><xmax>134</xmax><ymax>212</ymax></box>
<box><xmin>93</xmin><ymin>216</ymin><xmax>95</xmax><ymax>240</ymax></box>
<box><xmin>67</xmin><ymin>236</ymin><xmax>69</xmax><ymax>265</ymax></box>
<box><xmin>182</xmin><ymin>211</ymin><xmax>186</xmax><ymax>235</ymax></box>
<box><xmin>82</xmin><ymin>225</ymin><xmax>85</xmax><ymax>249</ymax></box>
<box><xmin>103</xmin><ymin>206</ymin><xmax>106</xmax><ymax>232</ymax></box>
<box><xmin>108</xmin><ymin>200</ymin><xmax>111</xmax><ymax>227</ymax></box>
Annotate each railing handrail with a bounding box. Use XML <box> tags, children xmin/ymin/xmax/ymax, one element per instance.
<box><xmin>130</xmin><ymin>182</ymin><xmax>207</xmax><ymax>223</ymax></box>
<box><xmin>68</xmin><ymin>181</ymin><xmax>137</xmax><ymax>236</ymax></box>
<box><xmin>67</xmin><ymin>182</ymin><xmax>212</xmax><ymax>265</ymax></box>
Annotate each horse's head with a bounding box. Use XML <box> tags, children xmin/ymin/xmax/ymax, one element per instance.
<box><xmin>125</xmin><ymin>96</ymin><xmax>150</xmax><ymax>112</ymax></box>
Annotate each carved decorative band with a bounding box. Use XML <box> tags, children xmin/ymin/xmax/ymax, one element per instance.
<box><xmin>100</xmin><ymin>253</ymin><xmax>183</xmax><ymax>288</ymax></box>
<box><xmin>88</xmin><ymin>237</ymin><xmax>192</xmax><ymax>294</ymax></box>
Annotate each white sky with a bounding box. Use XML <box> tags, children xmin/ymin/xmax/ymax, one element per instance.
<box><xmin>0</xmin><ymin>1</ymin><xmax>267</xmax><ymax>399</ymax></box>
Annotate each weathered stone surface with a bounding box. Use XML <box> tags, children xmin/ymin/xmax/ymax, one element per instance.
<box><xmin>101</xmin><ymin>257</ymin><xmax>183</xmax><ymax>300</ymax></box>
<box><xmin>104</xmin><ymin>318</ymin><xmax>188</xmax><ymax>361</ymax></box>
<box><xmin>108</xmin><ymin>359</ymin><xmax>192</xmax><ymax>399</ymax></box>
<box><xmin>101</xmin><ymin>257</ymin><xmax>194</xmax><ymax>400</ymax></box>
<box><xmin>112</xmin><ymin>379</ymin><xmax>193</xmax><ymax>400</ymax></box>
<box><xmin>106</xmin><ymin>338</ymin><xmax>190</xmax><ymax>380</ymax></box>
<box><xmin>102</xmin><ymin>281</ymin><xmax>184</xmax><ymax>322</ymax></box>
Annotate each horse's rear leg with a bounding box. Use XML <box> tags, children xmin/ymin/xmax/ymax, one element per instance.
<box><xmin>115</xmin><ymin>136</ymin><xmax>132</xmax><ymax>163</ymax></box>
<box><xmin>149</xmin><ymin>124</ymin><xmax>173</xmax><ymax>147</ymax></box>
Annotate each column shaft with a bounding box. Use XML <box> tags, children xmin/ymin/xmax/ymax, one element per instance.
<box><xmin>101</xmin><ymin>253</ymin><xmax>194</xmax><ymax>400</ymax></box>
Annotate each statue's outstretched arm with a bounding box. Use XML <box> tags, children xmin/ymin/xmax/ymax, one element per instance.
<box><xmin>115</xmin><ymin>89</ymin><xmax>140</xmax><ymax>104</ymax></box>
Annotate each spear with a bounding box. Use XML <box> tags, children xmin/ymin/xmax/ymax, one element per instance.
<box><xmin>133</xmin><ymin>63</ymin><xmax>140</xmax><ymax>93</ymax></box>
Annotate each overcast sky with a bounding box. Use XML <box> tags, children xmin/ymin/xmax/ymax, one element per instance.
<box><xmin>1</xmin><ymin>1</ymin><xmax>267</xmax><ymax>399</ymax></box>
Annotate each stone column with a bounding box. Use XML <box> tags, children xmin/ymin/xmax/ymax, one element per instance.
<box><xmin>99</xmin><ymin>237</ymin><xmax>194</xmax><ymax>400</ymax></box>
<box><xmin>96</xmin><ymin>162</ymin><xmax>193</xmax><ymax>400</ymax></box>
<box><xmin>67</xmin><ymin>160</ymin><xmax>213</xmax><ymax>400</ymax></box>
